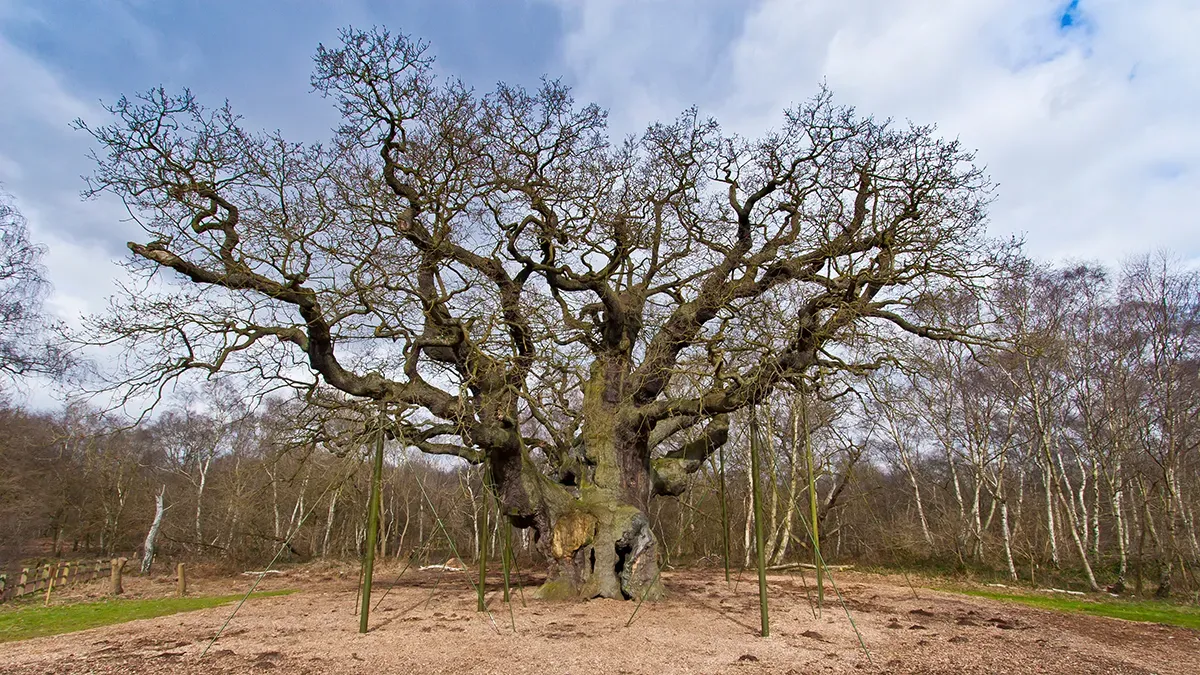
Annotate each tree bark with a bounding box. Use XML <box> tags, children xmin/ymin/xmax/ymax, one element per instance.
<box><xmin>527</xmin><ymin>356</ymin><xmax>664</xmax><ymax>601</ymax></box>
<box><xmin>140</xmin><ymin>486</ymin><xmax>166</xmax><ymax>575</ymax></box>
<box><xmin>195</xmin><ymin>455</ymin><xmax>211</xmax><ymax>548</ymax></box>
<box><xmin>322</xmin><ymin>487</ymin><xmax>340</xmax><ymax>558</ymax></box>
<box><xmin>110</xmin><ymin>558</ymin><xmax>126</xmax><ymax>595</ymax></box>
<box><xmin>771</xmin><ymin>399</ymin><xmax>803</xmax><ymax>565</ymax></box>
<box><xmin>1042</xmin><ymin>459</ymin><xmax>1061</xmax><ymax>567</ymax></box>
<box><xmin>1000</xmin><ymin>500</ymin><xmax>1018</xmax><ymax>581</ymax></box>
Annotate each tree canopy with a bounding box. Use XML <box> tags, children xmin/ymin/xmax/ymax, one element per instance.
<box><xmin>77</xmin><ymin>27</ymin><xmax>1013</xmax><ymax>599</ymax></box>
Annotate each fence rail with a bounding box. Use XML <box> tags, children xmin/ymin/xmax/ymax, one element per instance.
<box><xmin>0</xmin><ymin>560</ymin><xmax>110</xmax><ymax>604</ymax></box>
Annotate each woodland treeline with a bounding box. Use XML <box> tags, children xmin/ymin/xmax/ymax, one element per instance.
<box><xmin>2</xmin><ymin>253</ymin><xmax>1196</xmax><ymax>597</ymax></box>
<box><xmin>1</xmin><ymin>28</ymin><xmax>1197</xmax><ymax>600</ymax></box>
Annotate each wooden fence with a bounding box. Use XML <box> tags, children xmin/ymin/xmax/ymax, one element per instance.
<box><xmin>0</xmin><ymin>560</ymin><xmax>110</xmax><ymax>604</ymax></box>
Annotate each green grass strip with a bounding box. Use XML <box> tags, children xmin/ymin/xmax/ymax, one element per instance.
<box><xmin>0</xmin><ymin>590</ymin><xmax>295</xmax><ymax>643</ymax></box>
<box><xmin>944</xmin><ymin>587</ymin><xmax>1200</xmax><ymax>630</ymax></box>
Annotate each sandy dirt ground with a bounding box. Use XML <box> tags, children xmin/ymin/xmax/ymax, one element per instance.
<box><xmin>1</xmin><ymin>564</ymin><xmax>1197</xmax><ymax>674</ymax></box>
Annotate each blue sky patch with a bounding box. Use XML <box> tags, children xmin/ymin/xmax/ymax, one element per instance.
<box><xmin>1060</xmin><ymin>0</ymin><xmax>1082</xmax><ymax>29</ymax></box>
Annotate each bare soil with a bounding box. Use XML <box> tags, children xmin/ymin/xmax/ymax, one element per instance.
<box><xmin>1</xmin><ymin>564</ymin><xmax>1196</xmax><ymax>674</ymax></box>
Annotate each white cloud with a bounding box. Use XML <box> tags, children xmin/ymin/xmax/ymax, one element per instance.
<box><xmin>552</xmin><ymin>0</ymin><xmax>1200</xmax><ymax>264</ymax></box>
<box><xmin>547</xmin><ymin>0</ymin><xmax>748</xmax><ymax>133</ymax></box>
<box><xmin>0</xmin><ymin>37</ymin><xmax>101</xmax><ymax>127</ymax></box>
<box><xmin>3</xmin><ymin>0</ymin><xmax>1198</xmax><ymax>408</ymax></box>
<box><xmin>0</xmin><ymin>25</ymin><xmax>139</xmax><ymax>410</ymax></box>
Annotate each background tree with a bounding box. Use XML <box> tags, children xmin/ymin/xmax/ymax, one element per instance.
<box><xmin>0</xmin><ymin>188</ymin><xmax>64</xmax><ymax>381</ymax></box>
<box><xmin>74</xmin><ymin>27</ymin><xmax>1012</xmax><ymax>600</ymax></box>
<box><xmin>1</xmin><ymin>259</ymin><xmax>1195</xmax><ymax>596</ymax></box>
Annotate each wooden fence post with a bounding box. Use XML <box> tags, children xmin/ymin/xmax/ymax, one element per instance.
<box><xmin>177</xmin><ymin>563</ymin><xmax>187</xmax><ymax>597</ymax></box>
<box><xmin>110</xmin><ymin>558</ymin><xmax>126</xmax><ymax>596</ymax></box>
<box><xmin>44</xmin><ymin>563</ymin><xmax>58</xmax><ymax>606</ymax></box>
<box><xmin>17</xmin><ymin>568</ymin><xmax>28</xmax><ymax>597</ymax></box>
<box><xmin>0</xmin><ymin>573</ymin><xmax>7</xmax><ymax>602</ymax></box>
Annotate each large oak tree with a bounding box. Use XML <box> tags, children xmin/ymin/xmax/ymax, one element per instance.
<box><xmin>78</xmin><ymin>28</ymin><xmax>1008</xmax><ymax>600</ymax></box>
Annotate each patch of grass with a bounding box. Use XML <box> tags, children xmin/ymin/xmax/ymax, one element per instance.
<box><xmin>945</xmin><ymin>587</ymin><xmax>1200</xmax><ymax>630</ymax></box>
<box><xmin>0</xmin><ymin>589</ymin><xmax>296</xmax><ymax>643</ymax></box>
<box><xmin>858</xmin><ymin>559</ymin><xmax>1104</xmax><ymax>593</ymax></box>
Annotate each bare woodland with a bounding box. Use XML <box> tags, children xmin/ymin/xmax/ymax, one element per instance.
<box><xmin>0</xmin><ymin>28</ymin><xmax>1198</xmax><ymax>607</ymax></box>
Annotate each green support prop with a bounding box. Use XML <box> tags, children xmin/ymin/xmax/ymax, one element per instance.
<box><xmin>802</xmin><ymin>386</ymin><xmax>823</xmax><ymax>610</ymax></box>
<box><xmin>502</xmin><ymin>521</ymin><xmax>513</xmax><ymax>603</ymax></box>
<box><xmin>477</xmin><ymin>465</ymin><xmax>489</xmax><ymax>613</ymax></box>
<box><xmin>359</xmin><ymin>410</ymin><xmax>386</xmax><ymax>634</ymax></box>
<box><xmin>749</xmin><ymin>408</ymin><xmax>770</xmax><ymax>637</ymax></box>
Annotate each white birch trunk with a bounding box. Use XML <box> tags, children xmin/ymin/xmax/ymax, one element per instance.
<box><xmin>141</xmin><ymin>486</ymin><xmax>166</xmax><ymax>574</ymax></box>
<box><xmin>1000</xmin><ymin>500</ymin><xmax>1017</xmax><ymax>581</ymax></box>
<box><xmin>1110</xmin><ymin>473</ymin><xmax>1127</xmax><ymax>579</ymax></box>
<box><xmin>773</xmin><ymin>400</ymin><xmax>803</xmax><ymax>564</ymax></box>
<box><xmin>322</xmin><ymin>487</ymin><xmax>340</xmax><ymax>558</ymax></box>
<box><xmin>1043</xmin><ymin>465</ymin><xmax>1060</xmax><ymax>566</ymax></box>
<box><xmin>763</xmin><ymin>412</ymin><xmax>781</xmax><ymax>563</ymax></box>
<box><xmin>195</xmin><ymin>455</ymin><xmax>211</xmax><ymax>546</ymax></box>
<box><xmin>1059</xmin><ymin>486</ymin><xmax>1102</xmax><ymax>592</ymax></box>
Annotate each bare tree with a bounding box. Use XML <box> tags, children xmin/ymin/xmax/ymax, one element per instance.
<box><xmin>1119</xmin><ymin>254</ymin><xmax>1200</xmax><ymax>596</ymax></box>
<box><xmin>866</xmin><ymin>375</ymin><xmax>935</xmax><ymax>550</ymax></box>
<box><xmin>74</xmin><ymin>27</ymin><xmax>1011</xmax><ymax>600</ymax></box>
<box><xmin>0</xmin><ymin>188</ymin><xmax>64</xmax><ymax>380</ymax></box>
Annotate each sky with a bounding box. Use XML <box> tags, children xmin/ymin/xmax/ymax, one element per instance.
<box><xmin>0</xmin><ymin>0</ymin><xmax>1197</xmax><ymax>408</ymax></box>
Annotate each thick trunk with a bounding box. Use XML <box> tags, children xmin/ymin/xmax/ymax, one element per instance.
<box><xmin>525</xmin><ymin>356</ymin><xmax>663</xmax><ymax>601</ymax></box>
<box><xmin>535</xmin><ymin>498</ymin><xmax>661</xmax><ymax>600</ymax></box>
